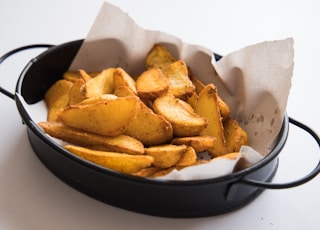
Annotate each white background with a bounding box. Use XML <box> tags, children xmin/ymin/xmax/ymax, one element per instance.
<box><xmin>0</xmin><ymin>0</ymin><xmax>319</xmax><ymax>229</ymax></box>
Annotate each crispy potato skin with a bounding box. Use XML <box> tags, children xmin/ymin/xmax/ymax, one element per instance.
<box><xmin>153</xmin><ymin>94</ymin><xmax>207</xmax><ymax>137</ymax></box>
<box><xmin>136</xmin><ymin>68</ymin><xmax>169</xmax><ymax>100</ymax></box>
<box><xmin>195</xmin><ymin>84</ymin><xmax>227</xmax><ymax>157</ymax></box>
<box><xmin>65</xmin><ymin>145</ymin><xmax>153</xmax><ymax>174</ymax></box>
<box><xmin>146</xmin><ymin>44</ymin><xmax>177</xmax><ymax>71</ymax></box>
<box><xmin>124</xmin><ymin>99</ymin><xmax>173</xmax><ymax>146</ymax></box>
<box><xmin>145</xmin><ymin>144</ymin><xmax>188</xmax><ymax>168</ymax></box>
<box><xmin>38</xmin><ymin>121</ymin><xmax>145</xmax><ymax>155</ymax></box>
<box><xmin>44</xmin><ymin>79</ymin><xmax>73</xmax><ymax>121</ymax></box>
<box><xmin>171</xmin><ymin>136</ymin><xmax>216</xmax><ymax>153</ymax></box>
<box><xmin>223</xmin><ymin>118</ymin><xmax>249</xmax><ymax>153</ymax></box>
<box><xmin>58</xmin><ymin>96</ymin><xmax>139</xmax><ymax>136</ymax></box>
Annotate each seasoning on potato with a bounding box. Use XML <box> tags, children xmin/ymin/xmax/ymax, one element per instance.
<box><xmin>39</xmin><ymin>43</ymin><xmax>250</xmax><ymax>178</ymax></box>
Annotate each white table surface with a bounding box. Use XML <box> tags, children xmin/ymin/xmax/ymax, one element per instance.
<box><xmin>0</xmin><ymin>0</ymin><xmax>319</xmax><ymax>229</ymax></box>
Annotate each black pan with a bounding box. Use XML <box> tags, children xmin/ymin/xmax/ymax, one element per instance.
<box><xmin>1</xmin><ymin>40</ymin><xmax>319</xmax><ymax>218</ymax></box>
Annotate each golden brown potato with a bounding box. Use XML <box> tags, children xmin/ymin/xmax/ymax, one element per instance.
<box><xmin>150</xmin><ymin>167</ymin><xmax>175</xmax><ymax>178</ymax></box>
<box><xmin>186</xmin><ymin>91</ymin><xmax>199</xmax><ymax>109</ymax></box>
<box><xmin>68</xmin><ymin>77</ymin><xmax>87</xmax><ymax>105</ymax></box>
<box><xmin>113</xmin><ymin>67</ymin><xmax>137</xmax><ymax>94</ymax></box>
<box><xmin>38</xmin><ymin>121</ymin><xmax>145</xmax><ymax>155</ymax></box>
<box><xmin>63</xmin><ymin>70</ymin><xmax>99</xmax><ymax>82</ymax></box>
<box><xmin>195</xmin><ymin>84</ymin><xmax>227</xmax><ymax>156</ymax></box>
<box><xmin>65</xmin><ymin>145</ymin><xmax>153</xmax><ymax>174</ymax></box>
<box><xmin>124</xmin><ymin>97</ymin><xmax>173</xmax><ymax>146</ymax></box>
<box><xmin>58</xmin><ymin>96</ymin><xmax>139</xmax><ymax>136</ymax></box>
<box><xmin>136</xmin><ymin>68</ymin><xmax>169</xmax><ymax>100</ymax></box>
<box><xmin>191</xmin><ymin>75</ymin><xmax>231</xmax><ymax>119</ymax></box>
<box><xmin>190</xmin><ymin>75</ymin><xmax>205</xmax><ymax>94</ymax></box>
<box><xmin>171</xmin><ymin>136</ymin><xmax>216</xmax><ymax>153</ymax></box>
<box><xmin>81</xmin><ymin>68</ymin><xmax>115</xmax><ymax>98</ymax></box>
<box><xmin>153</xmin><ymin>94</ymin><xmax>207</xmax><ymax>137</ymax></box>
<box><xmin>114</xmin><ymin>85</ymin><xmax>137</xmax><ymax>97</ymax></box>
<box><xmin>163</xmin><ymin>60</ymin><xmax>195</xmax><ymax>99</ymax></box>
<box><xmin>223</xmin><ymin>118</ymin><xmax>249</xmax><ymax>153</ymax></box>
<box><xmin>146</xmin><ymin>44</ymin><xmax>177</xmax><ymax>71</ymax></box>
<box><xmin>217</xmin><ymin>96</ymin><xmax>231</xmax><ymax>119</ymax></box>
<box><xmin>145</xmin><ymin>144</ymin><xmax>188</xmax><ymax>168</ymax></box>
<box><xmin>44</xmin><ymin>79</ymin><xmax>73</xmax><ymax>121</ymax></box>
<box><xmin>176</xmin><ymin>146</ymin><xmax>197</xmax><ymax>167</ymax></box>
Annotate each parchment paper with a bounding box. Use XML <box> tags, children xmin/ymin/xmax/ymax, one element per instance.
<box><xmin>58</xmin><ymin>2</ymin><xmax>294</xmax><ymax>180</ymax></box>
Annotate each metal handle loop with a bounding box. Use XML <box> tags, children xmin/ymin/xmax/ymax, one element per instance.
<box><xmin>240</xmin><ymin>117</ymin><xmax>320</xmax><ymax>189</ymax></box>
<box><xmin>0</xmin><ymin>44</ymin><xmax>53</xmax><ymax>100</ymax></box>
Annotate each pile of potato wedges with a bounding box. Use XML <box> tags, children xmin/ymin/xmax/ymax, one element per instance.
<box><xmin>38</xmin><ymin>44</ymin><xmax>249</xmax><ymax>178</ymax></box>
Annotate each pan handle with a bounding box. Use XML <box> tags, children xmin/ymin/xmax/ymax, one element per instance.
<box><xmin>0</xmin><ymin>44</ymin><xmax>53</xmax><ymax>100</ymax></box>
<box><xmin>240</xmin><ymin>117</ymin><xmax>320</xmax><ymax>189</ymax></box>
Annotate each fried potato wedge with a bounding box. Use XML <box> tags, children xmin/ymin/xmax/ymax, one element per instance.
<box><xmin>223</xmin><ymin>118</ymin><xmax>249</xmax><ymax>152</ymax></box>
<box><xmin>113</xmin><ymin>67</ymin><xmax>137</xmax><ymax>94</ymax></box>
<box><xmin>81</xmin><ymin>68</ymin><xmax>115</xmax><ymax>98</ymax></box>
<box><xmin>145</xmin><ymin>144</ymin><xmax>188</xmax><ymax>168</ymax></box>
<box><xmin>190</xmin><ymin>75</ymin><xmax>205</xmax><ymax>94</ymax></box>
<box><xmin>65</xmin><ymin>145</ymin><xmax>153</xmax><ymax>174</ymax></box>
<box><xmin>68</xmin><ymin>77</ymin><xmax>87</xmax><ymax>105</ymax></box>
<box><xmin>38</xmin><ymin>121</ymin><xmax>144</xmax><ymax>155</ymax></box>
<box><xmin>164</xmin><ymin>60</ymin><xmax>195</xmax><ymax>99</ymax></box>
<box><xmin>63</xmin><ymin>70</ymin><xmax>99</xmax><ymax>82</ymax></box>
<box><xmin>217</xmin><ymin>96</ymin><xmax>231</xmax><ymax>119</ymax></box>
<box><xmin>146</xmin><ymin>44</ymin><xmax>177</xmax><ymax>71</ymax></box>
<box><xmin>44</xmin><ymin>79</ymin><xmax>73</xmax><ymax>121</ymax></box>
<box><xmin>176</xmin><ymin>146</ymin><xmax>197</xmax><ymax>167</ymax></box>
<box><xmin>191</xmin><ymin>75</ymin><xmax>231</xmax><ymax>119</ymax></box>
<box><xmin>114</xmin><ymin>85</ymin><xmax>137</xmax><ymax>97</ymax></box>
<box><xmin>171</xmin><ymin>136</ymin><xmax>216</xmax><ymax>153</ymax></box>
<box><xmin>150</xmin><ymin>167</ymin><xmax>175</xmax><ymax>178</ymax></box>
<box><xmin>124</xmin><ymin>98</ymin><xmax>173</xmax><ymax>146</ymax></box>
<box><xmin>58</xmin><ymin>96</ymin><xmax>139</xmax><ymax>136</ymax></box>
<box><xmin>195</xmin><ymin>84</ymin><xmax>226</xmax><ymax>156</ymax></box>
<box><xmin>186</xmin><ymin>91</ymin><xmax>199</xmax><ymax>109</ymax></box>
<box><xmin>133</xmin><ymin>167</ymin><xmax>163</xmax><ymax>177</ymax></box>
<box><xmin>153</xmin><ymin>94</ymin><xmax>207</xmax><ymax>137</ymax></box>
<box><xmin>136</xmin><ymin>68</ymin><xmax>169</xmax><ymax>99</ymax></box>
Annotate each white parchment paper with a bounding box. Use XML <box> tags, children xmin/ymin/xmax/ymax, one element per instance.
<box><xmin>31</xmin><ymin>2</ymin><xmax>294</xmax><ymax>180</ymax></box>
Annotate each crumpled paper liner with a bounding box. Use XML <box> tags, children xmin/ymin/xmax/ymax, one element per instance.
<box><xmin>64</xmin><ymin>2</ymin><xmax>294</xmax><ymax>180</ymax></box>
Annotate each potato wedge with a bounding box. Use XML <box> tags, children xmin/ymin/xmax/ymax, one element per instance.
<box><xmin>65</xmin><ymin>145</ymin><xmax>153</xmax><ymax>174</ymax></box>
<box><xmin>223</xmin><ymin>118</ymin><xmax>249</xmax><ymax>152</ymax></box>
<box><xmin>44</xmin><ymin>79</ymin><xmax>73</xmax><ymax>121</ymax></box>
<box><xmin>217</xmin><ymin>96</ymin><xmax>231</xmax><ymax>119</ymax></box>
<box><xmin>136</xmin><ymin>68</ymin><xmax>169</xmax><ymax>99</ymax></box>
<box><xmin>150</xmin><ymin>167</ymin><xmax>175</xmax><ymax>178</ymax></box>
<box><xmin>186</xmin><ymin>91</ymin><xmax>199</xmax><ymax>109</ymax></box>
<box><xmin>171</xmin><ymin>136</ymin><xmax>216</xmax><ymax>153</ymax></box>
<box><xmin>81</xmin><ymin>68</ymin><xmax>115</xmax><ymax>98</ymax></box>
<box><xmin>153</xmin><ymin>94</ymin><xmax>207</xmax><ymax>137</ymax></box>
<box><xmin>58</xmin><ymin>96</ymin><xmax>139</xmax><ymax>136</ymax></box>
<box><xmin>195</xmin><ymin>84</ymin><xmax>226</xmax><ymax>156</ymax></box>
<box><xmin>63</xmin><ymin>70</ymin><xmax>99</xmax><ymax>82</ymax></box>
<box><xmin>163</xmin><ymin>60</ymin><xmax>195</xmax><ymax>99</ymax></box>
<box><xmin>190</xmin><ymin>75</ymin><xmax>205</xmax><ymax>94</ymax></box>
<box><xmin>113</xmin><ymin>67</ymin><xmax>137</xmax><ymax>94</ymax></box>
<box><xmin>124</xmin><ymin>98</ymin><xmax>173</xmax><ymax>146</ymax></box>
<box><xmin>191</xmin><ymin>75</ymin><xmax>231</xmax><ymax>119</ymax></box>
<box><xmin>68</xmin><ymin>77</ymin><xmax>87</xmax><ymax>105</ymax></box>
<box><xmin>145</xmin><ymin>144</ymin><xmax>188</xmax><ymax>168</ymax></box>
<box><xmin>114</xmin><ymin>85</ymin><xmax>137</xmax><ymax>97</ymax></box>
<box><xmin>38</xmin><ymin>121</ymin><xmax>144</xmax><ymax>155</ymax></box>
<box><xmin>133</xmin><ymin>167</ymin><xmax>163</xmax><ymax>177</ymax></box>
<box><xmin>146</xmin><ymin>44</ymin><xmax>177</xmax><ymax>71</ymax></box>
<box><xmin>176</xmin><ymin>146</ymin><xmax>197</xmax><ymax>167</ymax></box>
